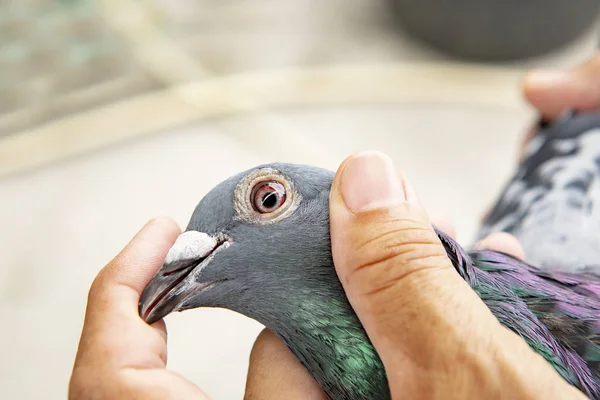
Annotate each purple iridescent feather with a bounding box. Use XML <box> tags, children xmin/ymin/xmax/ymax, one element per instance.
<box><xmin>470</xmin><ymin>111</ymin><xmax>600</xmax><ymax>397</ymax></box>
<box><xmin>439</xmin><ymin>230</ymin><xmax>600</xmax><ymax>398</ymax></box>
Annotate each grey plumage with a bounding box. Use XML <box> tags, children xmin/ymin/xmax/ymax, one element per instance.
<box><xmin>479</xmin><ymin>111</ymin><xmax>600</xmax><ymax>273</ymax></box>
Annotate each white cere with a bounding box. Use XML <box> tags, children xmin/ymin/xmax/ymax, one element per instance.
<box><xmin>164</xmin><ymin>231</ymin><xmax>217</xmax><ymax>264</ymax></box>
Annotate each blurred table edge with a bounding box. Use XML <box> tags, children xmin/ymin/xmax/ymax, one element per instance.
<box><xmin>0</xmin><ymin>61</ymin><xmax>529</xmax><ymax>178</ymax></box>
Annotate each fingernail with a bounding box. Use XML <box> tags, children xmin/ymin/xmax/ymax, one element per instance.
<box><xmin>144</xmin><ymin>218</ymin><xmax>158</xmax><ymax>228</ymax></box>
<box><xmin>341</xmin><ymin>151</ymin><xmax>405</xmax><ymax>212</ymax></box>
<box><xmin>527</xmin><ymin>70</ymin><xmax>571</xmax><ymax>86</ymax></box>
<box><xmin>142</xmin><ymin>217</ymin><xmax>169</xmax><ymax>231</ymax></box>
<box><xmin>400</xmin><ymin>171</ymin><xmax>421</xmax><ymax>205</ymax></box>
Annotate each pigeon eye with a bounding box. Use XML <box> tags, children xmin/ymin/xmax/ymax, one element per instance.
<box><xmin>233</xmin><ymin>167</ymin><xmax>302</xmax><ymax>225</ymax></box>
<box><xmin>251</xmin><ymin>181</ymin><xmax>286</xmax><ymax>213</ymax></box>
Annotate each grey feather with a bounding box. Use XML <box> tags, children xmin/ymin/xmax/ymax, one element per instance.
<box><xmin>479</xmin><ymin>111</ymin><xmax>600</xmax><ymax>273</ymax></box>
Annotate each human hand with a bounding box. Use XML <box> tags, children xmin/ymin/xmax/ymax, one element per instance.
<box><xmin>68</xmin><ymin>156</ymin><xmax>585</xmax><ymax>400</ymax></box>
<box><xmin>523</xmin><ymin>53</ymin><xmax>600</xmax><ymax>120</ymax></box>
<box><xmin>245</xmin><ymin>151</ymin><xmax>586</xmax><ymax>399</ymax></box>
<box><xmin>69</xmin><ymin>218</ymin><xmax>209</xmax><ymax>399</ymax></box>
<box><xmin>515</xmin><ymin>53</ymin><xmax>600</xmax><ymax>159</ymax></box>
<box><xmin>69</xmin><ymin>218</ymin><xmax>333</xmax><ymax>399</ymax></box>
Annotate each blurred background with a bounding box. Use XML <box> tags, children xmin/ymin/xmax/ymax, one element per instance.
<box><xmin>0</xmin><ymin>1</ymin><xmax>599</xmax><ymax>398</ymax></box>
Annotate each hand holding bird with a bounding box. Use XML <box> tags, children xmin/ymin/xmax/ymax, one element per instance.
<box><xmin>69</xmin><ymin>151</ymin><xmax>596</xmax><ymax>400</ymax></box>
<box><xmin>246</xmin><ymin>152</ymin><xmax>590</xmax><ymax>399</ymax></box>
<box><xmin>69</xmin><ymin>55</ymin><xmax>600</xmax><ymax>399</ymax></box>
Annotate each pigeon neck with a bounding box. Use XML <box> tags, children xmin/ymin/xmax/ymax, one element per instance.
<box><xmin>270</xmin><ymin>287</ymin><xmax>390</xmax><ymax>399</ymax></box>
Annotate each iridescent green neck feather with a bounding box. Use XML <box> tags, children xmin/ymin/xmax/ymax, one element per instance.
<box><xmin>282</xmin><ymin>290</ymin><xmax>389</xmax><ymax>400</ymax></box>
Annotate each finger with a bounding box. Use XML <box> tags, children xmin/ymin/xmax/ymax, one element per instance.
<box><xmin>429</xmin><ymin>213</ymin><xmax>457</xmax><ymax>239</ymax></box>
<box><xmin>73</xmin><ymin>217</ymin><xmax>181</xmax><ymax>371</ymax></box>
<box><xmin>329</xmin><ymin>151</ymin><xmax>505</xmax><ymax>393</ymax></box>
<box><xmin>245</xmin><ymin>329</ymin><xmax>326</xmax><ymax>400</ymax></box>
<box><xmin>523</xmin><ymin>55</ymin><xmax>600</xmax><ymax>120</ymax></box>
<box><xmin>97</xmin><ymin>217</ymin><xmax>182</xmax><ymax>294</ymax></box>
<box><xmin>474</xmin><ymin>232</ymin><xmax>526</xmax><ymax>261</ymax></box>
<box><xmin>70</xmin><ymin>368</ymin><xmax>210</xmax><ymax>400</ymax></box>
<box><xmin>328</xmin><ymin>152</ymin><xmax>582</xmax><ymax>398</ymax></box>
<box><xmin>394</xmin><ymin>168</ymin><xmax>457</xmax><ymax>239</ymax></box>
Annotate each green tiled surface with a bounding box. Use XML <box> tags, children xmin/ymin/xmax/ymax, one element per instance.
<box><xmin>0</xmin><ymin>0</ymin><xmax>158</xmax><ymax>136</ymax></box>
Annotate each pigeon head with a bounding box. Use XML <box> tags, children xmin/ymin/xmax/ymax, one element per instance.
<box><xmin>140</xmin><ymin>163</ymin><xmax>337</xmax><ymax>324</ymax></box>
<box><xmin>139</xmin><ymin>163</ymin><xmax>390</xmax><ymax>398</ymax></box>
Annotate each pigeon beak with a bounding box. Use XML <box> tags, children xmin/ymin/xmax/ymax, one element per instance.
<box><xmin>139</xmin><ymin>230</ymin><xmax>231</xmax><ymax>324</ymax></box>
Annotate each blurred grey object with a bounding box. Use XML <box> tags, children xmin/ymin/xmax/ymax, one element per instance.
<box><xmin>0</xmin><ymin>0</ymin><xmax>159</xmax><ymax>137</ymax></box>
<box><xmin>388</xmin><ymin>0</ymin><xmax>600</xmax><ymax>60</ymax></box>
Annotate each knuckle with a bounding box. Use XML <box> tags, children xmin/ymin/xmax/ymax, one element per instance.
<box><xmin>345</xmin><ymin>218</ymin><xmax>451</xmax><ymax>295</ymax></box>
<box><xmin>356</xmin><ymin>220</ymin><xmax>444</xmax><ymax>267</ymax></box>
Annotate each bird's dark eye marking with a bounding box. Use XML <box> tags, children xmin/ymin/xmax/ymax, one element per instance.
<box><xmin>251</xmin><ymin>181</ymin><xmax>287</xmax><ymax>213</ymax></box>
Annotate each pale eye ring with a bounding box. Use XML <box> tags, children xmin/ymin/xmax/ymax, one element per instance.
<box><xmin>251</xmin><ymin>181</ymin><xmax>286</xmax><ymax>213</ymax></box>
<box><xmin>233</xmin><ymin>168</ymin><xmax>301</xmax><ymax>225</ymax></box>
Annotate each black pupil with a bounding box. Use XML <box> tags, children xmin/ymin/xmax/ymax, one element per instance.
<box><xmin>262</xmin><ymin>191</ymin><xmax>278</xmax><ymax>209</ymax></box>
<box><xmin>252</xmin><ymin>181</ymin><xmax>286</xmax><ymax>213</ymax></box>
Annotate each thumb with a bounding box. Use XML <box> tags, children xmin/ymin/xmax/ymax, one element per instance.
<box><xmin>523</xmin><ymin>54</ymin><xmax>600</xmax><ymax>120</ymax></box>
<box><xmin>329</xmin><ymin>151</ymin><xmax>506</xmax><ymax>393</ymax></box>
<box><xmin>329</xmin><ymin>152</ymin><xmax>588</xmax><ymax>399</ymax></box>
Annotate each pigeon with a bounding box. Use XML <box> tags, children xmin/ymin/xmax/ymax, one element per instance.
<box><xmin>479</xmin><ymin>111</ymin><xmax>600</xmax><ymax>273</ymax></box>
<box><xmin>139</xmin><ymin>113</ymin><xmax>600</xmax><ymax>400</ymax></box>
